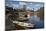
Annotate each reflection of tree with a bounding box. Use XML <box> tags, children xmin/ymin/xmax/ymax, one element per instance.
<box><xmin>36</xmin><ymin>7</ymin><xmax>44</xmax><ymax>20</ymax></box>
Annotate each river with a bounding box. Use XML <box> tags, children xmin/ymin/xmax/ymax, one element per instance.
<box><xmin>26</xmin><ymin>15</ymin><xmax>44</xmax><ymax>29</ymax></box>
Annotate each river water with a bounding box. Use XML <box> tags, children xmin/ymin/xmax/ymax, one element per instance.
<box><xmin>26</xmin><ymin>15</ymin><xmax>44</xmax><ymax>29</ymax></box>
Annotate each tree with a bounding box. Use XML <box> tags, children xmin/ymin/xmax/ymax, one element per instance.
<box><xmin>36</xmin><ymin>7</ymin><xmax>44</xmax><ymax>20</ymax></box>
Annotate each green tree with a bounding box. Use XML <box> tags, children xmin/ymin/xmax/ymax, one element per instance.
<box><xmin>37</xmin><ymin>7</ymin><xmax>44</xmax><ymax>20</ymax></box>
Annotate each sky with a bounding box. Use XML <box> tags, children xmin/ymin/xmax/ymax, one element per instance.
<box><xmin>5</xmin><ymin>0</ymin><xmax>44</xmax><ymax>2</ymax></box>
<box><xmin>5</xmin><ymin>0</ymin><xmax>44</xmax><ymax>11</ymax></box>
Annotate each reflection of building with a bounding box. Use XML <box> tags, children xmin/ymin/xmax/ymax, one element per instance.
<box><xmin>23</xmin><ymin>5</ymin><xmax>26</xmax><ymax>11</ymax></box>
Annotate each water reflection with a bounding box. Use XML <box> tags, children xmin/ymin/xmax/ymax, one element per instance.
<box><xmin>26</xmin><ymin>15</ymin><xmax>44</xmax><ymax>28</ymax></box>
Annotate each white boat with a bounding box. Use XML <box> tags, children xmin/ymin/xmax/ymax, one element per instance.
<box><xmin>13</xmin><ymin>21</ymin><xmax>34</xmax><ymax>28</ymax></box>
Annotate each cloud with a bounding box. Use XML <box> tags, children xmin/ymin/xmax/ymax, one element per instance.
<box><xmin>10</xmin><ymin>0</ymin><xmax>43</xmax><ymax>2</ymax></box>
<box><xmin>19</xmin><ymin>2</ymin><xmax>27</xmax><ymax>5</ymax></box>
<box><xmin>5</xmin><ymin>1</ymin><xmax>44</xmax><ymax>11</ymax></box>
<box><xmin>35</xmin><ymin>4</ymin><xmax>40</xmax><ymax>6</ymax></box>
<box><xmin>29</xmin><ymin>3</ymin><xmax>33</xmax><ymax>5</ymax></box>
<box><xmin>5</xmin><ymin>3</ymin><xmax>12</xmax><ymax>7</ymax></box>
<box><xmin>5</xmin><ymin>3</ymin><xmax>9</xmax><ymax>6</ymax></box>
<box><xmin>10</xmin><ymin>3</ymin><xmax>19</xmax><ymax>9</ymax></box>
<box><xmin>26</xmin><ymin>6</ymin><xmax>32</xmax><ymax>10</ymax></box>
<box><xmin>13</xmin><ymin>0</ymin><xmax>28</xmax><ymax>1</ymax></box>
<box><xmin>5</xmin><ymin>1</ymin><xmax>19</xmax><ymax>9</ymax></box>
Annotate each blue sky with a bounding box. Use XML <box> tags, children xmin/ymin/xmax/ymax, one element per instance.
<box><xmin>5</xmin><ymin>0</ymin><xmax>44</xmax><ymax>11</ymax></box>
